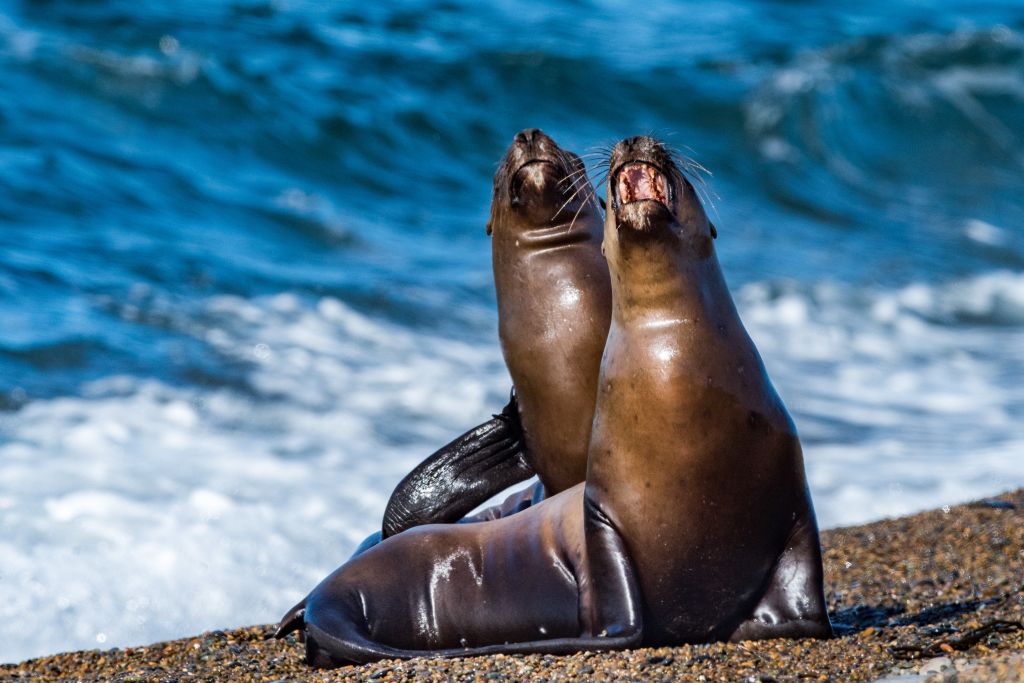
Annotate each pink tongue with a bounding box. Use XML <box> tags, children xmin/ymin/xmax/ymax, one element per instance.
<box><xmin>633</xmin><ymin>168</ymin><xmax>657</xmax><ymax>200</ymax></box>
<box><xmin>618</xmin><ymin>164</ymin><xmax>663</xmax><ymax>203</ymax></box>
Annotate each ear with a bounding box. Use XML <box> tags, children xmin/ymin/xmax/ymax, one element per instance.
<box><xmin>598</xmin><ymin>196</ymin><xmax>607</xmax><ymax>211</ymax></box>
<box><xmin>709</xmin><ymin>222</ymin><xmax>717</xmax><ymax>239</ymax></box>
<box><xmin>486</xmin><ymin>221</ymin><xmax>493</xmax><ymax>236</ymax></box>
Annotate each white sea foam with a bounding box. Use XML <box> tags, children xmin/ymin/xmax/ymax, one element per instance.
<box><xmin>0</xmin><ymin>294</ymin><xmax>509</xmax><ymax>662</ymax></box>
<box><xmin>738</xmin><ymin>271</ymin><xmax>1024</xmax><ymax>526</ymax></box>
<box><xmin>1</xmin><ymin>275</ymin><xmax>1023</xmax><ymax>662</ymax></box>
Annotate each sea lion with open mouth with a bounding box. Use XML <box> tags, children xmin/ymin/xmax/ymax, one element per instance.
<box><xmin>585</xmin><ymin>135</ymin><xmax>832</xmax><ymax>644</ymax></box>
<box><xmin>274</xmin><ymin>135</ymin><xmax>830</xmax><ymax>666</ymax></box>
<box><xmin>380</xmin><ymin>129</ymin><xmax>611</xmax><ymax>538</ymax></box>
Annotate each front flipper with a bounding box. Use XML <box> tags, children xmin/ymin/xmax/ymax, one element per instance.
<box><xmin>382</xmin><ymin>391</ymin><xmax>532</xmax><ymax>539</ymax></box>
<box><xmin>728</xmin><ymin>511</ymin><xmax>834</xmax><ymax>642</ymax></box>
<box><xmin>580</xmin><ymin>493</ymin><xmax>645</xmax><ymax>643</ymax></box>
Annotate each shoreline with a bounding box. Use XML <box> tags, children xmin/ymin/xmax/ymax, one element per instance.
<box><xmin>4</xmin><ymin>489</ymin><xmax>1022</xmax><ymax>682</ymax></box>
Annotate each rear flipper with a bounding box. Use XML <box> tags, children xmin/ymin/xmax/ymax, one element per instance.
<box><xmin>728</xmin><ymin>513</ymin><xmax>834</xmax><ymax>642</ymax></box>
<box><xmin>274</xmin><ymin>599</ymin><xmax>306</xmax><ymax>643</ymax></box>
<box><xmin>381</xmin><ymin>391</ymin><xmax>532</xmax><ymax>539</ymax></box>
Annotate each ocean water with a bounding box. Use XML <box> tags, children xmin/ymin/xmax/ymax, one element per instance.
<box><xmin>1</xmin><ymin>0</ymin><xmax>1023</xmax><ymax>663</ymax></box>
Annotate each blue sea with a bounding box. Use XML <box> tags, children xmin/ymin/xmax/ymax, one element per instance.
<box><xmin>1</xmin><ymin>0</ymin><xmax>1023</xmax><ymax>663</ymax></box>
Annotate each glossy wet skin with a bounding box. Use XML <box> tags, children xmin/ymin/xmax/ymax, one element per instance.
<box><xmin>488</xmin><ymin>129</ymin><xmax>612</xmax><ymax>495</ymax></box>
<box><xmin>276</xmin><ymin>135</ymin><xmax>830</xmax><ymax>667</ymax></box>
<box><xmin>584</xmin><ymin>135</ymin><xmax>831</xmax><ymax>645</ymax></box>
<box><xmin>379</xmin><ymin>130</ymin><xmax>612</xmax><ymax>538</ymax></box>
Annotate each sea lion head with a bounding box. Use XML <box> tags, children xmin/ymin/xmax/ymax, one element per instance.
<box><xmin>603</xmin><ymin>135</ymin><xmax>716</xmax><ymax>268</ymax></box>
<box><xmin>486</xmin><ymin>128</ymin><xmax>600</xmax><ymax>235</ymax></box>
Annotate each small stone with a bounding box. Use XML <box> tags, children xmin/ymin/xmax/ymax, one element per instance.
<box><xmin>919</xmin><ymin>656</ymin><xmax>953</xmax><ymax>675</ymax></box>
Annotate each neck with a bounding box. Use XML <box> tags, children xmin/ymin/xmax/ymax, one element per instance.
<box><xmin>495</xmin><ymin>210</ymin><xmax>602</xmax><ymax>251</ymax></box>
<box><xmin>609</xmin><ymin>238</ymin><xmax>735</xmax><ymax>327</ymax></box>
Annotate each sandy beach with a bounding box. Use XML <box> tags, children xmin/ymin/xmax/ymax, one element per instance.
<box><xmin>3</xmin><ymin>488</ymin><xmax>1021</xmax><ymax>682</ymax></box>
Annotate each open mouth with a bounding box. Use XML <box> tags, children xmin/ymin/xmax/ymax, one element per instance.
<box><xmin>615</xmin><ymin>162</ymin><xmax>670</xmax><ymax>210</ymax></box>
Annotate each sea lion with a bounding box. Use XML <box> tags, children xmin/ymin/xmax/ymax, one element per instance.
<box><xmin>381</xmin><ymin>128</ymin><xmax>611</xmax><ymax>538</ymax></box>
<box><xmin>586</xmin><ymin>135</ymin><xmax>832</xmax><ymax>644</ymax></box>
<box><xmin>275</xmin><ymin>135</ymin><xmax>830</xmax><ymax>666</ymax></box>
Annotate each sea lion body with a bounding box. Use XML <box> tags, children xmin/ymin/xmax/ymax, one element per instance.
<box><xmin>381</xmin><ymin>129</ymin><xmax>610</xmax><ymax>536</ymax></box>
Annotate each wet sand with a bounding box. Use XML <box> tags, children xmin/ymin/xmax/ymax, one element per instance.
<box><xmin>4</xmin><ymin>489</ymin><xmax>1022</xmax><ymax>682</ymax></box>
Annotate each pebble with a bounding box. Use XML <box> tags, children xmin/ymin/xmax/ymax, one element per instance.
<box><xmin>918</xmin><ymin>656</ymin><xmax>953</xmax><ymax>675</ymax></box>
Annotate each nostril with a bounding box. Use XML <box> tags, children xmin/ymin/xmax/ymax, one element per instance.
<box><xmin>516</xmin><ymin>128</ymin><xmax>543</xmax><ymax>146</ymax></box>
<box><xmin>516</xmin><ymin>128</ymin><xmax>542</xmax><ymax>146</ymax></box>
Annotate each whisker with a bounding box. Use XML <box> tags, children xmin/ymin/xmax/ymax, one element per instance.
<box><xmin>563</xmin><ymin>176</ymin><xmax>592</xmax><ymax>199</ymax></box>
<box><xmin>565</xmin><ymin>193</ymin><xmax>588</xmax><ymax>228</ymax></box>
<box><xmin>556</xmin><ymin>148</ymin><xmax>580</xmax><ymax>176</ymax></box>
<box><xmin>589</xmin><ymin>169</ymin><xmax>610</xmax><ymax>198</ymax></box>
<box><xmin>648</xmin><ymin>140</ymin><xmax>719</xmax><ymax>219</ymax></box>
<box><xmin>558</xmin><ymin>160</ymin><xmax>593</xmax><ymax>190</ymax></box>
<box><xmin>563</xmin><ymin>182</ymin><xmax>602</xmax><ymax>234</ymax></box>
<box><xmin>558</xmin><ymin>166</ymin><xmax>591</xmax><ymax>188</ymax></box>
<box><xmin>552</xmin><ymin>177</ymin><xmax>595</xmax><ymax>221</ymax></box>
<box><xmin>582</xmin><ymin>142</ymin><xmax>616</xmax><ymax>158</ymax></box>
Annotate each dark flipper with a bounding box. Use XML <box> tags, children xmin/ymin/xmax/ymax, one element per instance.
<box><xmin>728</xmin><ymin>511</ymin><xmax>834</xmax><ymax>642</ymax></box>
<box><xmin>381</xmin><ymin>391</ymin><xmax>532</xmax><ymax>539</ymax></box>
<box><xmin>580</xmin><ymin>494</ymin><xmax>645</xmax><ymax>642</ymax></box>
<box><xmin>274</xmin><ymin>599</ymin><xmax>307</xmax><ymax>641</ymax></box>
